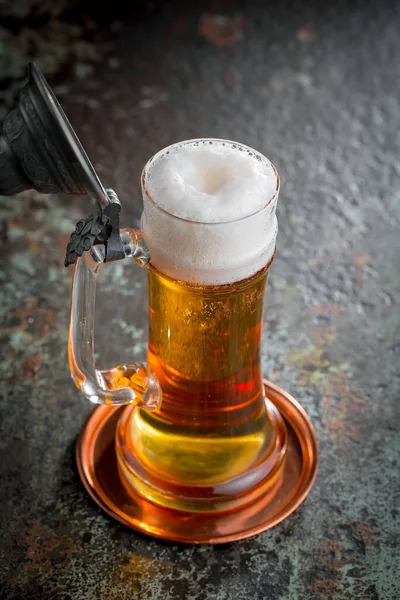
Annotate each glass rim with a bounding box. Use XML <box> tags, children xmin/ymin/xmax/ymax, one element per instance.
<box><xmin>141</xmin><ymin>138</ymin><xmax>280</xmax><ymax>226</ymax></box>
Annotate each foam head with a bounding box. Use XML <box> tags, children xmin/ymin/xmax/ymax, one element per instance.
<box><xmin>141</xmin><ymin>139</ymin><xmax>279</xmax><ymax>284</ymax></box>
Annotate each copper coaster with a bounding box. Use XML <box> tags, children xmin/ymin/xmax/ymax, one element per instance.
<box><xmin>76</xmin><ymin>380</ymin><xmax>318</xmax><ymax>544</ymax></box>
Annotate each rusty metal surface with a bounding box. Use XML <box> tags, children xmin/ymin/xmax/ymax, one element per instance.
<box><xmin>0</xmin><ymin>1</ymin><xmax>399</xmax><ymax>598</ymax></box>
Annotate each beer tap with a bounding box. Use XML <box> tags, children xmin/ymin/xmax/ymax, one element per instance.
<box><xmin>0</xmin><ymin>62</ymin><xmax>124</xmax><ymax>265</ymax></box>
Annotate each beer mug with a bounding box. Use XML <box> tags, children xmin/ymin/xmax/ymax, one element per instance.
<box><xmin>69</xmin><ymin>139</ymin><xmax>287</xmax><ymax>513</ymax></box>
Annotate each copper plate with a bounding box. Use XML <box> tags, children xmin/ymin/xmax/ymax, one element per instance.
<box><xmin>76</xmin><ymin>380</ymin><xmax>319</xmax><ymax>544</ymax></box>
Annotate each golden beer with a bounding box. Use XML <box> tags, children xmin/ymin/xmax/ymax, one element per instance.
<box><xmin>116</xmin><ymin>256</ymin><xmax>286</xmax><ymax>512</ymax></box>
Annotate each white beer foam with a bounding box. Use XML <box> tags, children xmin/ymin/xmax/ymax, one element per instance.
<box><xmin>141</xmin><ymin>139</ymin><xmax>279</xmax><ymax>284</ymax></box>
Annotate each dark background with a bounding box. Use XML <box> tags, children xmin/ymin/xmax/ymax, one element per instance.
<box><xmin>0</xmin><ymin>1</ymin><xmax>399</xmax><ymax>599</ymax></box>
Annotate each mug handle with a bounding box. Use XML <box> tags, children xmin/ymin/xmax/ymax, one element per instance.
<box><xmin>68</xmin><ymin>228</ymin><xmax>162</xmax><ymax>410</ymax></box>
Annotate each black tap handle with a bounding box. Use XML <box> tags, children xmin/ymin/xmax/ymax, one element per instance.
<box><xmin>101</xmin><ymin>201</ymin><xmax>125</xmax><ymax>262</ymax></box>
<box><xmin>64</xmin><ymin>189</ymin><xmax>125</xmax><ymax>267</ymax></box>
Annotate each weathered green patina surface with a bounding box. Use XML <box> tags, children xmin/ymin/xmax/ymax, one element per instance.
<box><xmin>0</xmin><ymin>1</ymin><xmax>399</xmax><ymax>598</ymax></box>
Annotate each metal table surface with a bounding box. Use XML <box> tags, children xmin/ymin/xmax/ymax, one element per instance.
<box><xmin>0</xmin><ymin>1</ymin><xmax>399</xmax><ymax>598</ymax></box>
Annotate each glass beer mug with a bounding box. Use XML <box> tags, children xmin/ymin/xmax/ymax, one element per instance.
<box><xmin>69</xmin><ymin>139</ymin><xmax>287</xmax><ymax>513</ymax></box>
